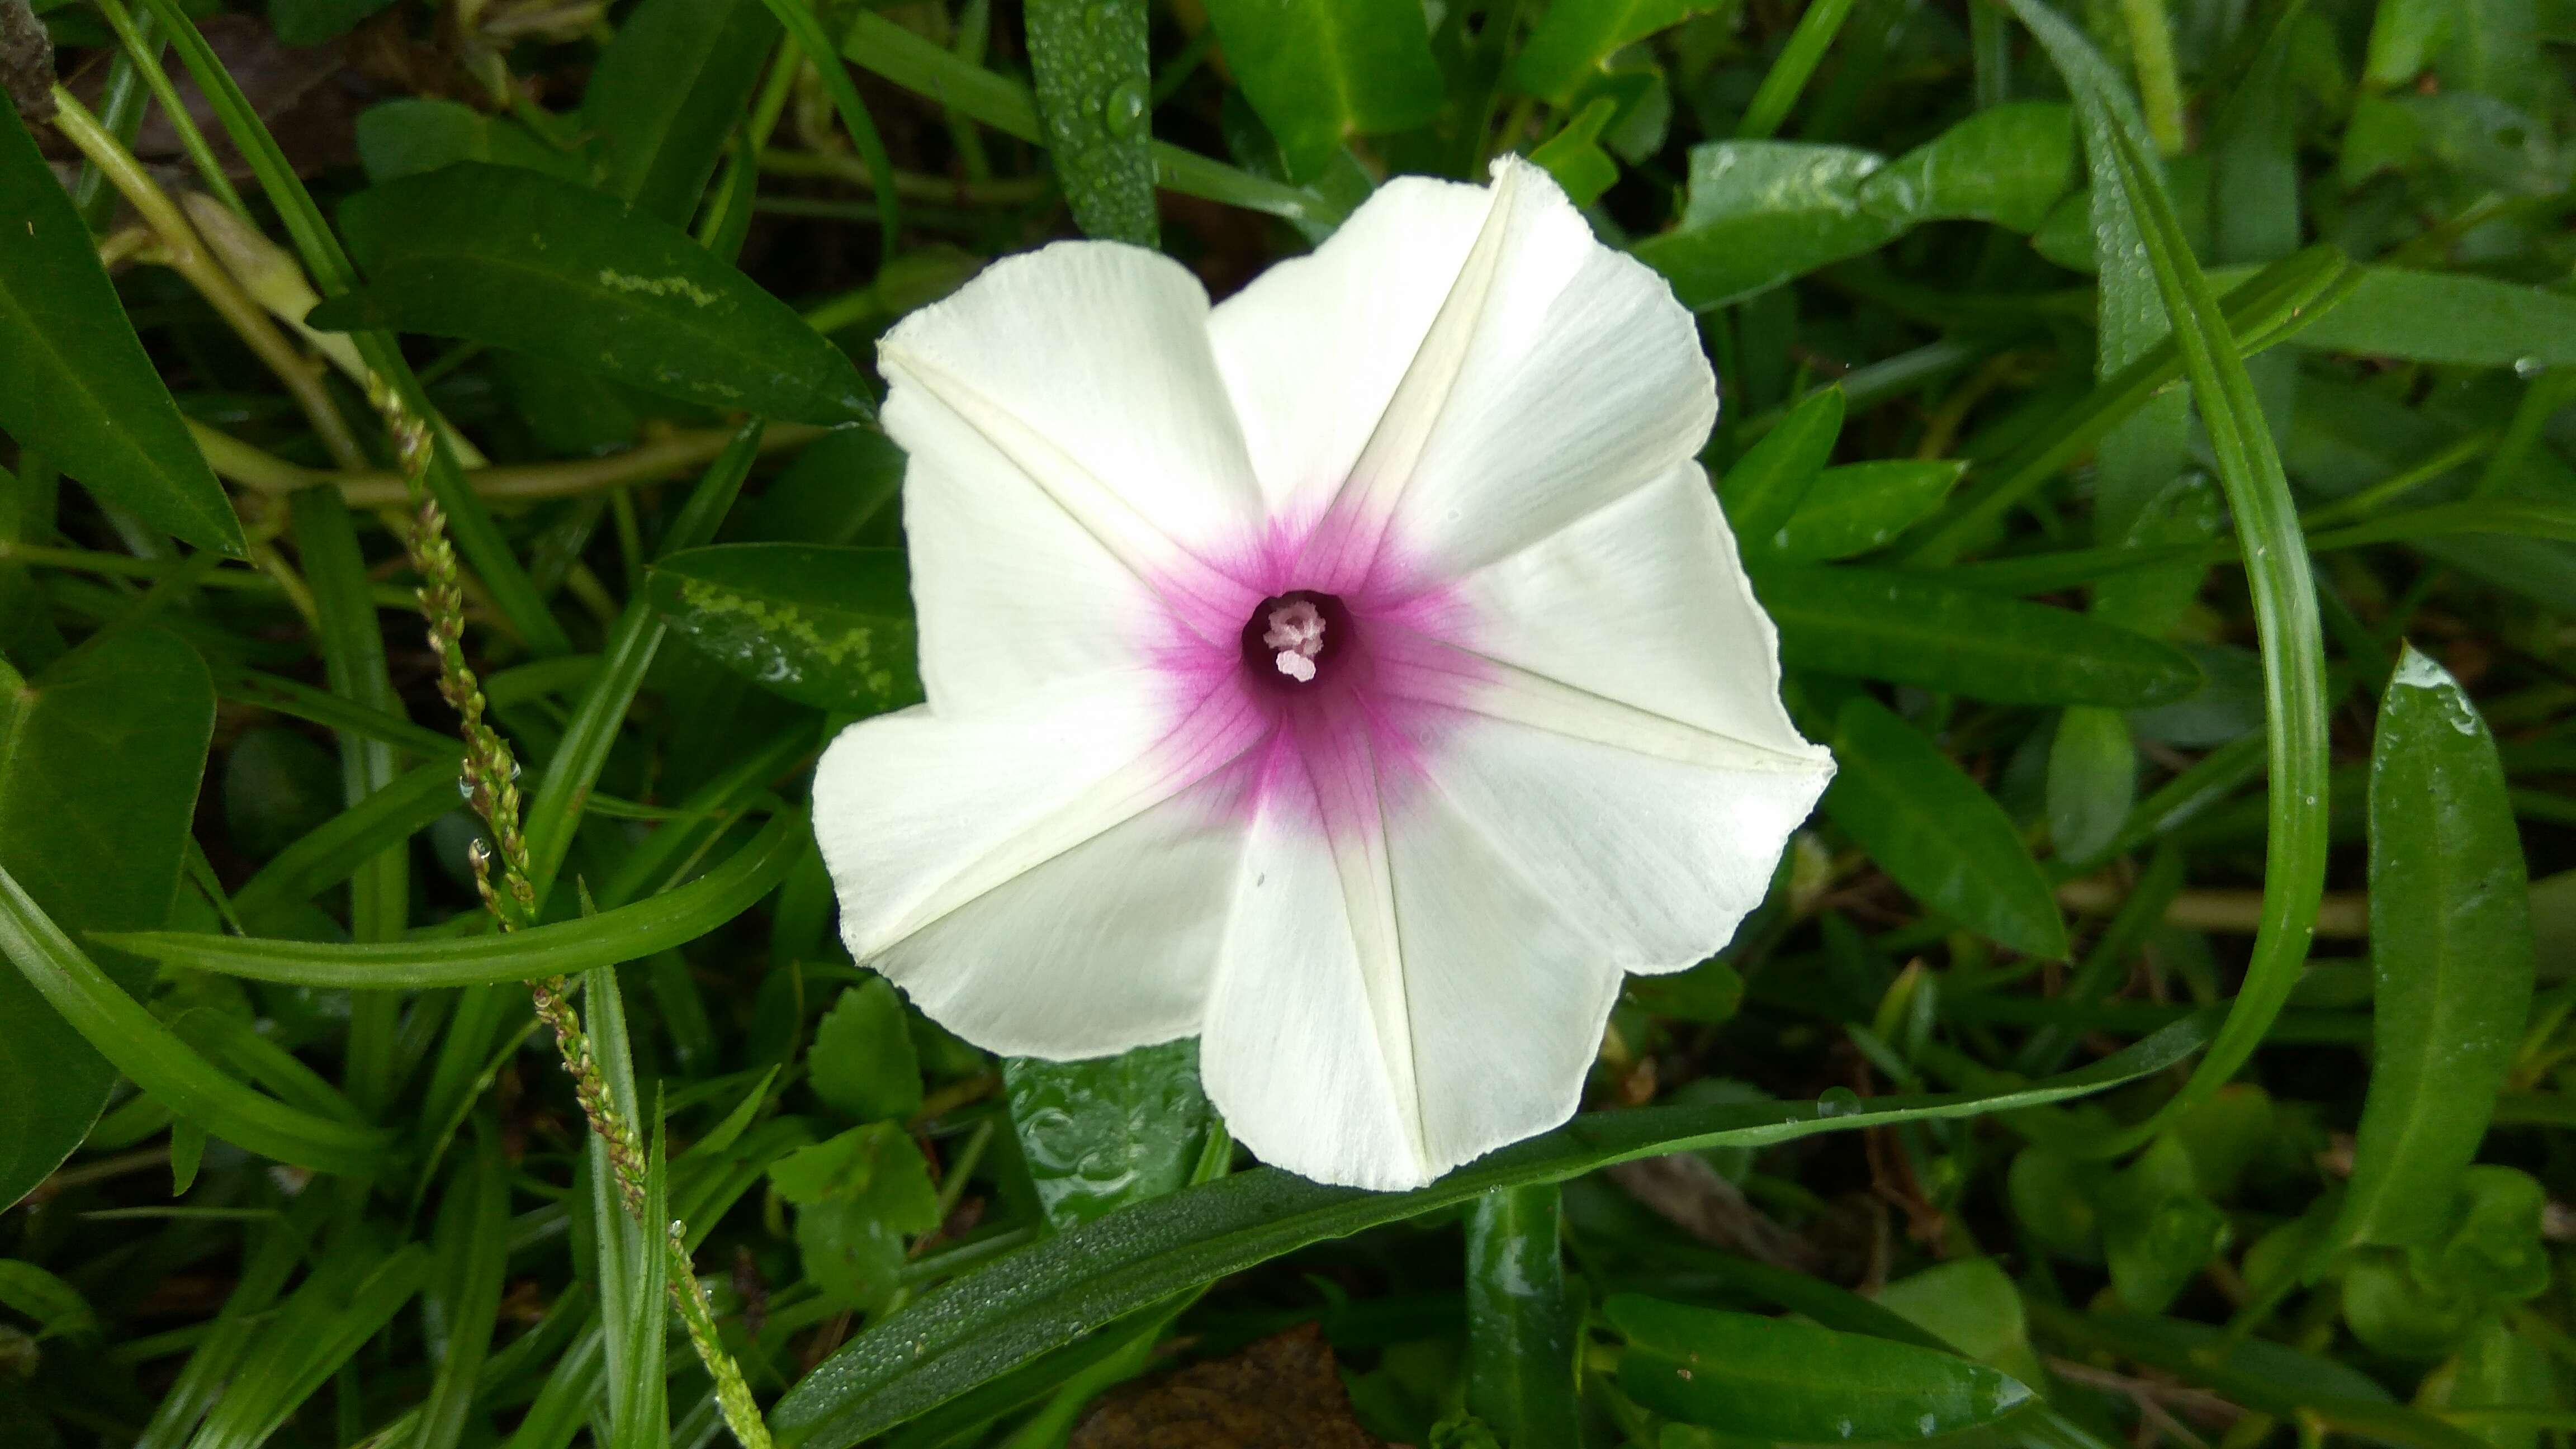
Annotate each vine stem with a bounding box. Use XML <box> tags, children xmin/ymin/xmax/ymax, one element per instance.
<box><xmin>370</xmin><ymin>376</ymin><xmax>774</xmax><ymax>1449</ymax></box>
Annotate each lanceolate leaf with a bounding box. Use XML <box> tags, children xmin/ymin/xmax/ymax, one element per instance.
<box><xmin>0</xmin><ymin>628</ymin><xmax>215</xmax><ymax>1205</ymax></box>
<box><xmin>0</xmin><ymin>106</ymin><xmax>242</xmax><ymax>556</ymax></box>
<box><xmin>1758</xmin><ymin>566</ymin><xmax>2205</xmax><ymax>707</ymax></box>
<box><xmin>647</xmin><ymin>544</ymin><xmax>921</xmax><ymax>717</ymax></box>
<box><xmin>98</xmin><ymin>811</ymin><xmax>807</xmax><ymax>989</ymax></box>
<box><xmin>307</xmin><ymin>164</ymin><xmax>872</xmax><ymax>425</ymax></box>
<box><xmin>582</xmin><ymin>0</ymin><xmax>779</xmax><ymax>226</ymax></box>
<box><xmin>2338</xmin><ymin>648</ymin><xmax>2535</xmax><ymax>1248</ymax></box>
<box><xmin>1200</xmin><ymin>0</ymin><xmax>1443</xmax><ymax>180</ymax></box>
<box><xmin>770</xmin><ymin>1016</ymin><xmax>2212</xmax><ymax>1448</ymax></box>
<box><xmin>1824</xmin><ymin>696</ymin><xmax>2070</xmax><ymax>960</ymax></box>
<box><xmin>1610</xmin><ymin>1297</ymin><xmax>2032</xmax><ymax>1439</ymax></box>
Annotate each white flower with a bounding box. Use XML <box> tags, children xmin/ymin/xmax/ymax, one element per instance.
<box><xmin>812</xmin><ymin>158</ymin><xmax>1835</xmax><ymax>1192</ymax></box>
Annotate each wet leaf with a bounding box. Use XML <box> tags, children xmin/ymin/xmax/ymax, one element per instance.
<box><xmin>1609</xmin><ymin>1296</ymin><xmax>2032</xmax><ymax>1439</ymax></box>
<box><xmin>1773</xmin><ymin>460</ymin><xmax>1964</xmax><ymax>562</ymax></box>
<box><xmin>1027</xmin><ymin>0</ymin><xmax>1157</xmax><ymax>245</ymax></box>
<box><xmin>647</xmin><ymin>543</ymin><xmax>921</xmax><ymax>716</ymax></box>
<box><xmin>1005</xmin><ymin>1042</ymin><xmax>1213</xmax><ymax>1233</ymax></box>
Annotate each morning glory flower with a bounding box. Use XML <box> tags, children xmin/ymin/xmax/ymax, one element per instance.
<box><xmin>812</xmin><ymin>158</ymin><xmax>1835</xmax><ymax>1192</ymax></box>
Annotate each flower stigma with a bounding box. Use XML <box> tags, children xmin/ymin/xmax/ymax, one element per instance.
<box><xmin>1239</xmin><ymin>590</ymin><xmax>1352</xmax><ymax>691</ymax></box>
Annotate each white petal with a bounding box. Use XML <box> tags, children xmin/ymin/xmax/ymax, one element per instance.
<box><xmin>1208</xmin><ymin>158</ymin><xmax>1715</xmax><ymax>587</ymax></box>
<box><xmin>1438</xmin><ymin>463</ymin><xmax>1823</xmax><ymax>765</ymax></box>
<box><xmin>812</xmin><ymin>688</ymin><xmax>1261</xmax><ymax>1059</ymax></box>
<box><xmin>882</xmin><ymin>242</ymin><xmax>1267</xmax><ymax>714</ymax></box>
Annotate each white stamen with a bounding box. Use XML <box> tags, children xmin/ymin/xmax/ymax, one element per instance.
<box><xmin>1262</xmin><ymin>600</ymin><xmax>1326</xmax><ymax>682</ymax></box>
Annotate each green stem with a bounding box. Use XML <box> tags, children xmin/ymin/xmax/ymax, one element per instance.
<box><xmin>1737</xmin><ymin>0</ymin><xmax>1862</xmax><ymax>140</ymax></box>
<box><xmin>2115</xmin><ymin>0</ymin><xmax>2189</xmax><ymax>155</ymax></box>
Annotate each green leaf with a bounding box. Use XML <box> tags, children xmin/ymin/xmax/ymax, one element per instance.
<box><xmin>2047</xmin><ymin>706</ymin><xmax>2137</xmax><ymax>863</ymax></box>
<box><xmin>582</xmin><ymin>0</ymin><xmax>778</xmax><ymax>226</ymax></box>
<box><xmin>1824</xmin><ymin>695</ymin><xmax>2068</xmax><ymax>959</ymax></box>
<box><xmin>1465</xmin><ymin>1184</ymin><xmax>1579</xmax><ymax>1446</ymax></box>
<box><xmin>773</xmin><ymin>1122</ymin><xmax>943</xmax><ymax>1314</ymax></box>
<box><xmin>1633</xmin><ymin>142</ymin><xmax>1914</xmax><ymax>311</ymax></box>
<box><xmin>186</xmin><ymin>1241</ymin><xmax>428</xmax><ymax>1449</ymax></box>
<box><xmin>523</xmin><ymin>422</ymin><xmax>766</xmax><ymax>909</ymax></box>
<box><xmin>647</xmin><ymin>544</ymin><xmax>921</xmax><ymax>716</ymax></box>
<box><xmin>770</xmin><ymin>1016</ymin><xmax>2212</xmax><ymax>1448</ymax></box>
<box><xmin>269</xmin><ymin>0</ymin><xmax>401</xmax><ymax>46</ymax></box>
<box><xmin>2337</xmin><ymin>648</ymin><xmax>2535</xmax><ymax>1249</ymax></box>
<box><xmin>1526</xmin><ymin>97</ymin><xmax>1620</xmax><ymax>209</ymax></box>
<box><xmin>306</xmin><ymin>163</ymin><xmax>872</xmax><ymax>425</ymax></box>
<box><xmin>2006</xmin><ymin>0</ymin><xmax>2329</xmax><ymax>1158</ymax></box>
<box><xmin>98</xmin><ymin>809</ymin><xmax>807</xmax><ymax>988</ymax></box>
<box><xmin>1003</xmin><ymin>1041</ymin><xmax>1213</xmax><ymax>1232</ymax></box>
<box><xmin>0</xmin><ymin>106</ymin><xmax>242</xmax><ymax>556</ymax></box>
<box><xmin>2285</xmin><ymin>267</ymin><xmax>2576</xmax><ymax>370</ymax></box>
<box><xmin>415</xmin><ymin>1124</ymin><xmax>509</xmax><ymax>1449</ymax></box>
<box><xmin>354</xmin><ymin>98</ymin><xmax>585</xmax><ymax>184</ymax></box>
<box><xmin>1772</xmin><ymin>460</ymin><xmax>1964</xmax><ymax>562</ymax></box>
<box><xmin>2101</xmin><ymin>1137</ymin><xmax>2230</xmax><ymax>1313</ymax></box>
<box><xmin>1200</xmin><ymin>0</ymin><xmax>1443</xmax><ymax>180</ymax></box>
<box><xmin>1718</xmin><ymin>386</ymin><xmax>1843</xmax><ymax>553</ymax></box>
<box><xmin>0</xmin><ymin>1261</ymin><xmax>97</xmax><ymax>1342</ymax></box>
<box><xmin>1511</xmin><ymin>0</ymin><xmax>1715</xmax><ymax>106</ymax></box>
<box><xmin>1608</xmin><ymin>1297</ymin><xmax>2032</xmax><ymax>1439</ymax></box>
<box><xmin>810</xmin><ymin>979</ymin><xmax>924</xmax><ymax>1124</ymax></box>
<box><xmin>0</xmin><ymin>628</ymin><xmax>214</xmax><ymax>1205</ymax></box>
<box><xmin>1865</xmin><ymin>101</ymin><xmax>2077</xmax><ymax>231</ymax></box>
<box><xmin>1027</xmin><ymin>0</ymin><xmax>1157</xmax><ymax>245</ymax></box>
<box><xmin>1758</xmin><ymin>567</ymin><xmax>2205</xmax><ymax>707</ymax></box>
<box><xmin>1875</xmin><ymin>1259</ymin><xmax>2047</xmax><ymax>1386</ymax></box>
<box><xmin>752</xmin><ymin>0</ymin><xmax>899</xmax><ymax>258</ymax></box>
<box><xmin>0</xmin><ymin>861</ymin><xmax>392</xmax><ymax>1178</ymax></box>
<box><xmin>225</xmin><ymin>758</ymin><xmax>456</xmax><ymax>933</ymax></box>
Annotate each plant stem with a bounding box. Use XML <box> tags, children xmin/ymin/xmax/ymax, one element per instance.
<box><xmin>48</xmin><ymin>86</ymin><xmax>368</xmax><ymax>472</ymax></box>
<box><xmin>190</xmin><ymin>419</ymin><xmax>828</xmax><ymax>508</ymax></box>
<box><xmin>362</xmin><ymin>376</ymin><xmax>775</xmax><ymax>1449</ymax></box>
<box><xmin>2115</xmin><ymin>0</ymin><xmax>2188</xmax><ymax>155</ymax></box>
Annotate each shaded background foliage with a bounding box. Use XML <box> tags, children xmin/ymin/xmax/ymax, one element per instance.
<box><xmin>1</xmin><ymin>0</ymin><xmax>2573</xmax><ymax>1446</ymax></box>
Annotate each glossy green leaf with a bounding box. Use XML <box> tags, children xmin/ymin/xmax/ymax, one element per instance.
<box><xmin>1003</xmin><ymin>1040</ymin><xmax>1213</xmax><ymax>1232</ymax></box>
<box><xmin>98</xmin><ymin>809</ymin><xmax>807</xmax><ymax>988</ymax></box>
<box><xmin>1027</xmin><ymin>0</ymin><xmax>1156</xmax><ymax>245</ymax></box>
<box><xmin>1633</xmin><ymin>143</ymin><xmax>1911</xmax><ymax>311</ymax></box>
<box><xmin>0</xmin><ymin>861</ymin><xmax>392</xmax><ymax>1177</ymax></box>
<box><xmin>1201</xmin><ymin>0</ymin><xmax>1443</xmax><ymax>180</ymax></box>
<box><xmin>0</xmin><ymin>628</ymin><xmax>213</xmax><ymax>1205</ymax></box>
<box><xmin>810</xmin><ymin>978</ymin><xmax>924</xmax><ymax>1124</ymax></box>
<box><xmin>1718</xmin><ymin>386</ymin><xmax>1843</xmax><ymax>553</ymax></box>
<box><xmin>1609</xmin><ymin>1296</ymin><xmax>2031</xmax><ymax>1439</ymax></box>
<box><xmin>1510</xmin><ymin>0</ymin><xmax>1713</xmax><ymax>105</ymax></box>
<box><xmin>307</xmin><ymin>164</ymin><xmax>871</xmax><ymax>425</ymax></box>
<box><xmin>2338</xmin><ymin>648</ymin><xmax>2534</xmax><ymax>1249</ymax></box>
<box><xmin>1824</xmin><ymin>696</ymin><xmax>2068</xmax><ymax>959</ymax></box>
<box><xmin>771</xmin><ymin>1016</ymin><xmax>2210</xmax><ymax>1448</ymax></box>
<box><xmin>1865</xmin><ymin>101</ymin><xmax>2077</xmax><ymax>231</ymax></box>
<box><xmin>2008</xmin><ymin>0</ymin><xmax>2330</xmax><ymax>1157</ymax></box>
<box><xmin>583</xmin><ymin>0</ymin><xmax>778</xmax><ymax>226</ymax></box>
<box><xmin>0</xmin><ymin>106</ymin><xmax>240</xmax><ymax>556</ymax></box>
<box><xmin>1875</xmin><ymin>1259</ymin><xmax>2047</xmax><ymax>1386</ymax></box>
<box><xmin>647</xmin><ymin>543</ymin><xmax>921</xmax><ymax>716</ymax></box>
<box><xmin>1773</xmin><ymin>460</ymin><xmax>1964</xmax><ymax>562</ymax></box>
<box><xmin>354</xmin><ymin>98</ymin><xmax>585</xmax><ymax>184</ymax></box>
<box><xmin>1465</xmin><ymin>1184</ymin><xmax>1579</xmax><ymax>1447</ymax></box>
<box><xmin>1758</xmin><ymin>567</ymin><xmax>2205</xmax><ymax>707</ymax></box>
<box><xmin>2286</xmin><ymin>267</ymin><xmax>2576</xmax><ymax>370</ymax></box>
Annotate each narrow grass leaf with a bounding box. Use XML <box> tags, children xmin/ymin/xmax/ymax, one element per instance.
<box><xmin>416</xmin><ymin>1124</ymin><xmax>511</xmax><ymax>1449</ymax></box>
<box><xmin>1027</xmin><ymin>0</ymin><xmax>1157</xmax><ymax>245</ymax></box>
<box><xmin>227</xmin><ymin>759</ymin><xmax>455</xmax><ymax>932</ymax></box>
<box><xmin>771</xmin><ymin>1016</ymin><xmax>2211</xmax><ymax>1447</ymax></box>
<box><xmin>99</xmin><ymin>810</ymin><xmax>807</xmax><ymax>989</ymax></box>
<box><xmin>1610</xmin><ymin>1297</ymin><xmax>2030</xmax><ymax>1439</ymax></box>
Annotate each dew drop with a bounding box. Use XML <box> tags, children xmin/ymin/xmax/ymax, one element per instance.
<box><xmin>1103</xmin><ymin>82</ymin><xmax>1149</xmax><ymax>138</ymax></box>
<box><xmin>1816</xmin><ymin>1086</ymin><xmax>1863</xmax><ymax>1118</ymax></box>
<box><xmin>2513</xmin><ymin>356</ymin><xmax>2546</xmax><ymax>378</ymax></box>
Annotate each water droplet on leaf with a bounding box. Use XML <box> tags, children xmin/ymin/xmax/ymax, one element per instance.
<box><xmin>1104</xmin><ymin>82</ymin><xmax>1149</xmax><ymax>139</ymax></box>
<box><xmin>1817</xmin><ymin>1086</ymin><xmax>1863</xmax><ymax>1117</ymax></box>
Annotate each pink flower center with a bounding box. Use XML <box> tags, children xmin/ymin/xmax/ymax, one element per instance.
<box><xmin>1241</xmin><ymin>591</ymin><xmax>1350</xmax><ymax>689</ymax></box>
